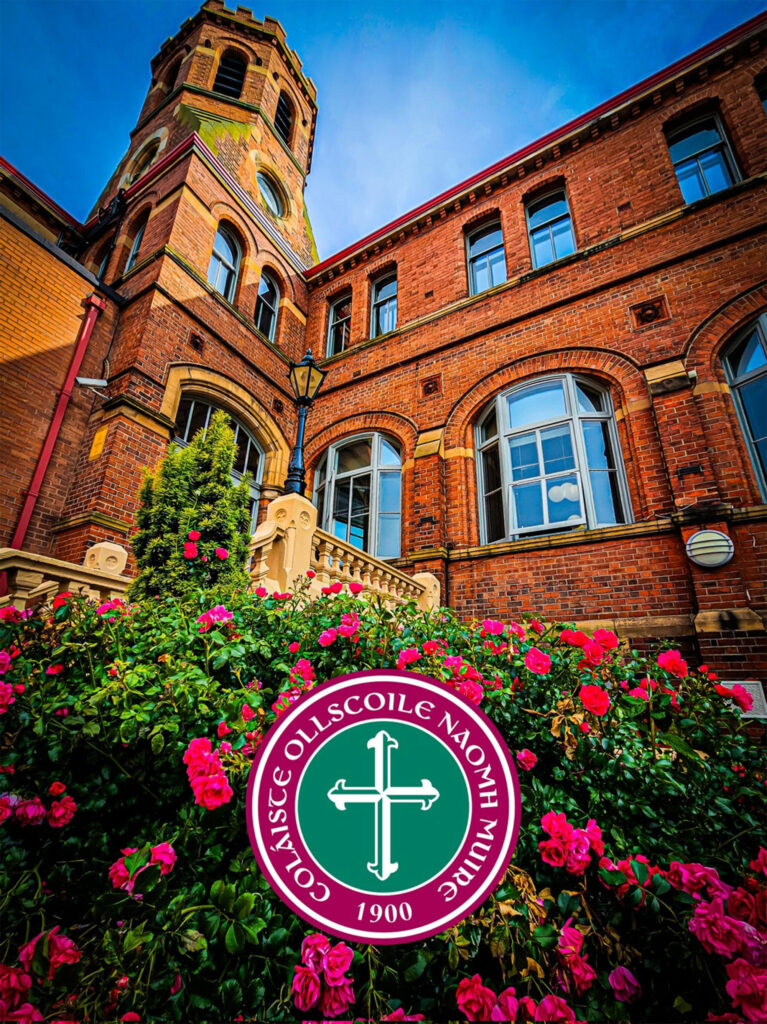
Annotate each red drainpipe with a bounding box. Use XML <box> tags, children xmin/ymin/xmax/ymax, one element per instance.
<box><xmin>7</xmin><ymin>293</ymin><xmax>106</xmax><ymax>556</ymax></box>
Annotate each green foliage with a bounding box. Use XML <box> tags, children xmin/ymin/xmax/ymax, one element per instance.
<box><xmin>1</xmin><ymin>584</ymin><xmax>765</xmax><ymax>1022</ymax></box>
<box><xmin>129</xmin><ymin>410</ymin><xmax>251</xmax><ymax>601</ymax></box>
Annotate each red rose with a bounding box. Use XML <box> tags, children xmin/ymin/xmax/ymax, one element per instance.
<box><xmin>579</xmin><ymin>685</ymin><xmax>610</xmax><ymax>716</ymax></box>
<box><xmin>188</xmin><ymin>530</ymin><xmax>201</xmax><ymax>541</ymax></box>
<box><xmin>516</xmin><ymin>749</ymin><xmax>538</xmax><ymax>771</ymax></box>
<box><xmin>524</xmin><ymin>647</ymin><xmax>552</xmax><ymax>675</ymax></box>
<box><xmin>291</xmin><ymin>965</ymin><xmax>321</xmax><ymax>1012</ymax></box>
<box><xmin>456</xmin><ymin>975</ymin><xmax>497</xmax><ymax>1021</ymax></box>
<box><xmin>728</xmin><ymin>887</ymin><xmax>757</xmax><ymax>925</ymax></box>
<box><xmin>14</xmin><ymin>797</ymin><xmax>46</xmax><ymax>827</ymax></box>
<box><xmin>47</xmin><ymin>794</ymin><xmax>77</xmax><ymax>828</ymax></box>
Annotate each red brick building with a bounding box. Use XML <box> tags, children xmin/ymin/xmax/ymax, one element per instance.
<box><xmin>1</xmin><ymin>2</ymin><xmax>767</xmax><ymax>685</ymax></box>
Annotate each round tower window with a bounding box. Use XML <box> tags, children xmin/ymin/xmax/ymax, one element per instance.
<box><xmin>257</xmin><ymin>172</ymin><xmax>283</xmax><ymax>217</ymax></box>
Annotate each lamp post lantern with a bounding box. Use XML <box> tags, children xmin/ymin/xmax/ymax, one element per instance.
<box><xmin>284</xmin><ymin>349</ymin><xmax>326</xmax><ymax>495</ymax></box>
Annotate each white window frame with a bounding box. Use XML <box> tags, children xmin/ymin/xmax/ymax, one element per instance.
<box><xmin>255</xmin><ymin>270</ymin><xmax>280</xmax><ymax>342</ymax></box>
<box><xmin>125</xmin><ymin>216</ymin><xmax>147</xmax><ymax>272</ymax></box>
<box><xmin>257</xmin><ymin>172</ymin><xmax>283</xmax><ymax>218</ymax></box>
<box><xmin>327</xmin><ymin>292</ymin><xmax>352</xmax><ymax>357</ymax></box>
<box><xmin>207</xmin><ymin>225</ymin><xmax>241</xmax><ymax>302</ymax></box>
<box><xmin>370</xmin><ymin>272</ymin><xmax>398</xmax><ymax>338</ymax></box>
<box><xmin>475</xmin><ymin>374</ymin><xmax>633</xmax><ymax>544</ymax></box>
<box><xmin>525</xmin><ymin>188</ymin><xmax>576</xmax><ymax>270</ymax></box>
<box><xmin>466</xmin><ymin>221</ymin><xmax>507</xmax><ymax>296</ymax></box>
<box><xmin>173</xmin><ymin>396</ymin><xmax>264</xmax><ymax>532</ymax></box>
<box><xmin>313</xmin><ymin>433</ymin><xmax>402</xmax><ymax>559</ymax></box>
<box><xmin>722</xmin><ymin>312</ymin><xmax>767</xmax><ymax>500</ymax></box>
<box><xmin>665</xmin><ymin>113</ymin><xmax>740</xmax><ymax>203</ymax></box>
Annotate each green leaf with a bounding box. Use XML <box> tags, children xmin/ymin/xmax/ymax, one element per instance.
<box><xmin>233</xmin><ymin>893</ymin><xmax>256</xmax><ymax>920</ymax></box>
<box><xmin>402</xmin><ymin>949</ymin><xmax>428</xmax><ymax>981</ymax></box>
<box><xmin>673</xmin><ymin>995</ymin><xmax>693</xmax><ymax>1014</ymax></box>
<box><xmin>242</xmin><ymin>919</ymin><xmax>266</xmax><ymax>944</ymax></box>
<box><xmin>599</xmin><ymin>868</ymin><xmax>628</xmax><ymax>887</ymax></box>
<box><xmin>651</xmin><ymin>874</ymin><xmax>671</xmax><ymax>896</ymax></box>
<box><xmin>124</xmin><ymin>844</ymin><xmax>151</xmax><ymax>876</ymax></box>
<box><xmin>124</xmin><ymin>922</ymin><xmax>149</xmax><ymax>953</ymax></box>
<box><xmin>630</xmin><ymin>858</ymin><xmax>649</xmax><ymax>886</ymax></box>
<box><xmin>150</xmin><ymin>731</ymin><xmax>164</xmax><ymax>753</ymax></box>
<box><xmin>659</xmin><ymin>731</ymin><xmax>706</xmax><ymax>764</ymax></box>
<box><xmin>532</xmin><ymin>923</ymin><xmax>558</xmax><ymax>949</ymax></box>
<box><xmin>225</xmin><ymin>922</ymin><xmax>245</xmax><ymax>954</ymax></box>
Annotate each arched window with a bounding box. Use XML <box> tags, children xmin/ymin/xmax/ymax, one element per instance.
<box><xmin>124</xmin><ymin>211</ymin><xmax>149</xmax><ymax>272</ymax></box>
<box><xmin>327</xmin><ymin>292</ymin><xmax>352</xmax><ymax>356</ymax></box>
<box><xmin>476</xmin><ymin>375</ymin><xmax>630</xmax><ymax>543</ymax></box>
<box><xmin>173</xmin><ymin>397</ymin><xmax>264</xmax><ymax>530</ymax></box>
<box><xmin>467</xmin><ymin>221</ymin><xmax>506</xmax><ymax>295</ymax></box>
<box><xmin>275</xmin><ymin>91</ymin><xmax>293</xmax><ymax>145</ymax></box>
<box><xmin>257</xmin><ymin>172</ymin><xmax>283</xmax><ymax>217</ymax></box>
<box><xmin>371</xmin><ymin>271</ymin><xmax>397</xmax><ymax>337</ymax></box>
<box><xmin>94</xmin><ymin>239</ymin><xmax>112</xmax><ymax>280</ymax></box>
<box><xmin>129</xmin><ymin>141</ymin><xmax>160</xmax><ymax>184</ymax></box>
<box><xmin>314</xmin><ymin>434</ymin><xmax>401</xmax><ymax>559</ymax></box>
<box><xmin>212</xmin><ymin>50</ymin><xmax>246</xmax><ymax>99</ymax></box>
<box><xmin>165</xmin><ymin>57</ymin><xmax>182</xmax><ymax>91</ymax></box>
<box><xmin>255</xmin><ymin>270</ymin><xmax>279</xmax><ymax>341</ymax></box>
<box><xmin>207</xmin><ymin>224</ymin><xmax>241</xmax><ymax>302</ymax></box>
<box><xmin>723</xmin><ymin>313</ymin><xmax>767</xmax><ymax>497</ymax></box>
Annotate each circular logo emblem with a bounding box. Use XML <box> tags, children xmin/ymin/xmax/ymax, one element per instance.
<box><xmin>246</xmin><ymin>670</ymin><xmax>520</xmax><ymax>943</ymax></box>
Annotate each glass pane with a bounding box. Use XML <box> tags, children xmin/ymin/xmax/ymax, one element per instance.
<box><xmin>582</xmin><ymin>420</ymin><xmax>613</xmax><ymax>471</ymax></box>
<box><xmin>676</xmin><ymin>159</ymin><xmax>706</xmax><ymax>204</ymax></box>
<box><xmin>333</xmin><ymin>295</ymin><xmax>352</xmax><ymax>323</ymax></box>
<box><xmin>668</xmin><ymin>120</ymin><xmax>721</xmax><ymax>162</ymax></box>
<box><xmin>485</xmin><ymin>490</ymin><xmax>505</xmax><ymax>542</ymax></box>
<box><xmin>175</xmin><ymin>397</ymin><xmax>193</xmax><ymax>438</ymax></box>
<box><xmin>488</xmin><ymin>248</ymin><xmax>506</xmax><ymax>287</ymax></box>
<box><xmin>329</xmin><ymin>320</ymin><xmax>348</xmax><ymax>355</ymax></box>
<box><xmin>336</xmin><ymin>438</ymin><xmax>372</xmax><ymax>473</ymax></box>
<box><xmin>756</xmin><ymin>438</ymin><xmax>767</xmax><ymax>477</ymax></box>
<box><xmin>246</xmin><ymin>441</ymin><xmax>261</xmax><ymax>477</ymax></box>
<box><xmin>699</xmin><ymin>148</ymin><xmax>733</xmax><ymax>195</ymax></box>
<box><xmin>375</xmin><ymin>275</ymin><xmax>397</xmax><ymax>301</ymax></box>
<box><xmin>187</xmin><ymin>400</ymin><xmax>209</xmax><ymax>440</ymax></box>
<box><xmin>576</xmin><ymin>381</ymin><xmax>605</xmax><ymax>413</ymax></box>
<box><xmin>590</xmin><ymin>470</ymin><xmax>623</xmax><ymax>525</ymax></box>
<box><xmin>527</xmin><ymin>192</ymin><xmax>568</xmax><ymax>228</ymax></box>
<box><xmin>741</xmin><ymin>376</ymin><xmax>767</xmax><ymax>444</ymax></box>
<box><xmin>541</xmin><ymin>424</ymin><xmax>575</xmax><ymax>474</ymax></box>
<box><xmin>377</xmin><ymin>515</ymin><xmax>400</xmax><ymax>559</ymax></box>
<box><xmin>551</xmin><ymin>217</ymin><xmax>575</xmax><ymax>259</ymax></box>
<box><xmin>379</xmin><ymin>472</ymin><xmax>400</xmax><ymax>514</ymax></box>
<box><xmin>480</xmin><ymin>407</ymin><xmax>498</xmax><ymax>442</ymax></box>
<box><xmin>727</xmin><ymin>328</ymin><xmax>766</xmax><ymax>379</ymax></box>
<box><xmin>379</xmin><ymin>438</ymin><xmax>401</xmax><ymax>466</ymax></box>
<box><xmin>232</xmin><ymin>436</ymin><xmax>247</xmax><ymax>474</ymax></box>
<box><xmin>376</xmin><ymin>296</ymin><xmax>396</xmax><ymax>334</ymax></box>
<box><xmin>509</xmin><ymin>432</ymin><xmax>539</xmax><ymax>481</ymax></box>
<box><xmin>257</xmin><ymin>173</ymin><xmax>283</xmax><ymax>216</ymax></box>
<box><xmin>507</xmin><ymin>380</ymin><xmax>566</xmax><ymax>428</ymax></box>
<box><xmin>315</xmin><ymin>457</ymin><xmax>326</xmax><ymax>489</ymax></box>
<box><xmin>469</xmin><ymin>225</ymin><xmax>503</xmax><ymax>258</ymax></box>
<box><xmin>513</xmin><ymin>481</ymin><xmax>543</xmax><ymax>529</ymax></box>
<box><xmin>214</xmin><ymin>228</ymin><xmax>237</xmax><ymax>266</ymax></box>
<box><xmin>471</xmin><ymin>257</ymin><xmax>490</xmax><ymax>294</ymax></box>
<box><xmin>332</xmin><ymin>478</ymin><xmax>350</xmax><ymax>540</ymax></box>
<box><xmin>546</xmin><ymin>474</ymin><xmax>582</xmax><ymax>524</ymax></box>
<box><xmin>482</xmin><ymin>444</ymin><xmax>502</xmax><ymax>492</ymax></box>
<box><xmin>258</xmin><ymin>273</ymin><xmax>278</xmax><ymax>306</ymax></box>
<box><xmin>255</xmin><ymin>300</ymin><xmax>275</xmax><ymax>338</ymax></box>
<box><xmin>531</xmin><ymin>226</ymin><xmax>554</xmax><ymax>268</ymax></box>
<box><xmin>351</xmin><ymin>475</ymin><xmax>371</xmax><ymax>519</ymax></box>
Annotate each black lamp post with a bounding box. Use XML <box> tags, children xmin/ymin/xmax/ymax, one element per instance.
<box><xmin>284</xmin><ymin>349</ymin><xmax>326</xmax><ymax>495</ymax></box>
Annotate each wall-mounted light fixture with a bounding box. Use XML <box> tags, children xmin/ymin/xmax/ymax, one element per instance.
<box><xmin>685</xmin><ymin>529</ymin><xmax>734</xmax><ymax>568</ymax></box>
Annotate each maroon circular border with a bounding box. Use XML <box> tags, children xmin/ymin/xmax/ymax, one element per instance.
<box><xmin>246</xmin><ymin>670</ymin><xmax>521</xmax><ymax>944</ymax></box>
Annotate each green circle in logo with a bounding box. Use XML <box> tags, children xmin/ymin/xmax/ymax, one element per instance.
<box><xmin>296</xmin><ymin>720</ymin><xmax>471</xmax><ymax>894</ymax></box>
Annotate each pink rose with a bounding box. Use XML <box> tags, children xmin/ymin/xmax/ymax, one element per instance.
<box><xmin>481</xmin><ymin>619</ymin><xmax>505</xmax><ymax>636</ymax></box>
<box><xmin>397</xmin><ymin>647</ymin><xmax>422</xmax><ymax>669</ymax></box>
<box><xmin>726</xmin><ymin>958</ymin><xmax>767</xmax><ymax>1022</ymax></box>
<box><xmin>214</xmin><ymin>547</ymin><xmax>229</xmax><ymax>560</ymax></box>
<box><xmin>169</xmin><ymin>972</ymin><xmax>182</xmax><ymax>996</ymax></box>
<box><xmin>689</xmin><ymin>897</ymin><xmax>763</xmax><ymax>960</ymax></box>
<box><xmin>516</xmin><ymin>749</ymin><xmax>538</xmax><ymax>771</ymax></box>
<box><xmin>46</xmin><ymin>664</ymin><xmax>64</xmax><ymax>676</ymax></box>
<box><xmin>241</xmin><ymin>704</ymin><xmax>255</xmax><ymax>722</ymax></box>
<box><xmin>301</xmin><ymin>932</ymin><xmax>331</xmax><ymax>972</ymax></box>
<box><xmin>728</xmin><ymin>887</ymin><xmax>758</xmax><ymax>925</ymax></box>
<box><xmin>579</xmin><ymin>684</ymin><xmax>610</xmax><ymax>716</ymax></box>
<box><xmin>4</xmin><ymin>1003</ymin><xmax>43</xmax><ymax>1022</ymax></box>
<box><xmin>348</xmin><ymin>581</ymin><xmax>363</xmax><ymax>594</ymax></box>
<box><xmin>188</xmin><ymin>530</ymin><xmax>201</xmax><ymax>541</ymax></box>
<box><xmin>492</xmin><ymin>988</ymin><xmax>518</xmax><ymax>1022</ymax></box>
<box><xmin>190</xmin><ymin>772</ymin><xmax>233</xmax><ymax>810</ymax></box>
<box><xmin>566</xmin><ymin>953</ymin><xmax>596</xmax><ymax>995</ymax></box>
<box><xmin>564</xmin><ymin>829</ymin><xmax>592</xmax><ymax>875</ymax></box>
<box><xmin>182</xmin><ymin>542</ymin><xmax>197</xmax><ymax>560</ymax></box>
<box><xmin>456</xmin><ymin>975</ymin><xmax>497</xmax><ymax>1022</ymax></box>
<box><xmin>47</xmin><ymin>794</ymin><xmax>76</xmax><ymax>828</ymax></box>
<box><xmin>48</xmin><ymin>781</ymin><xmax>66</xmax><ymax>796</ymax></box>
<box><xmin>0</xmin><ymin>681</ymin><xmax>16</xmax><ymax>714</ymax></box>
<box><xmin>585</xmin><ymin>819</ymin><xmax>604</xmax><ymax>856</ymax></box>
<box><xmin>324</xmin><ymin>941</ymin><xmax>353</xmax><ymax>984</ymax></box>
<box><xmin>593</xmin><ymin>628</ymin><xmax>618</xmax><ymax>649</ymax></box>
<box><xmin>318</xmin><ymin>628</ymin><xmax>338</xmax><ymax>647</ymax></box>
<box><xmin>150</xmin><ymin>842</ymin><xmax>176</xmax><ymax>875</ymax></box>
<box><xmin>534</xmin><ymin>994</ymin><xmax>576</xmax><ymax>1022</ymax></box>
<box><xmin>255</xmin><ymin>587</ymin><xmax>267</xmax><ymax>597</ymax></box>
<box><xmin>217</xmin><ymin>721</ymin><xmax>232</xmax><ymax>738</ymax></box>
<box><xmin>288</xmin><ymin>641</ymin><xmax>300</xmax><ymax>654</ymax></box>
<box><xmin>581</xmin><ymin>639</ymin><xmax>604</xmax><ymax>666</ymax></box>
<box><xmin>609</xmin><ymin>965</ymin><xmax>641</xmax><ymax>1003</ymax></box>
<box><xmin>319</xmin><ymin>977</ymin><xmax>355</xmax><ymax>1017</ymax></box>
<box><xmin>558</xmin><ymin>919</ymin><xmax>584</xmax><ymax>959</ymax></box>
<box><xmin>20</xmin><ymin>927</ymin><xmax>80</xmax><ymax>979</ymax></box>
<box><xmin>524</xmin><ymin>647</ymin><xmax>551</xmax><ymax>675</ymax></box>
<box><xmin>657</xmin><ymin>648</ymin><xmax>688</xmax><ymax>678</ymax></box>
<box><xmin>749</xmin><ymin>847</ymin><xmax>767</xmax><ymax>876</ymax></box>
<box><xmin>15</xmin><ymin>798</ymin><xmax>46</xmax><ymax>827</ymax></box>
<box><xmin>0</xmin><ymin>964</ymin><xmax>32</xmax><ymax>1010</ymax></box>
<box><xmin>383</xmin><ymin>1010</ymin><xmax>426</xmax><ymax>1021</ymax></box>
<box><xmin>291</xmin><ymin>965</ymin><xmax>320</xmax><ymax>1011</ymax></box>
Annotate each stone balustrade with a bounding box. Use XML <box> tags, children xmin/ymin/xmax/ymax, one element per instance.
<box><xmin>0</xmin><ymin>544</ymin><xmax>130</xmax><ymax>610</ymax></box>
<box><xmin>250</xmin><ymin>494</ymin><xmax>440</xmax><ymax>611</ymax></box>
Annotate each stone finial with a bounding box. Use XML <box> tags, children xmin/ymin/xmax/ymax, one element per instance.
<box><xmin>82</xmin><ymin>542</ymin><xmax>128</xmax><ymax>576</ymax></box>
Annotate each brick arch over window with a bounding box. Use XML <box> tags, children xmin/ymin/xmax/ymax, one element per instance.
<box><xmin>443</xmin><ymin>350</ymin><xmax>653</xmax><ymax>548</ymax></box>
<box><xmin>305</xmin><ymin>412</ymin><xmax>419</xmax><ymax>470</ymax></box>
<box><xmin>159</xmin><ymin>365</ymin><xmax>290</xmax><ymax>490</ymax></box>
<box><xmin>208</xmin><ymin>201</ymin><xmax>258</xmax><ymax>256</ymax></box>
<box><xmin>684</xmin><ymin>284</ymin><xmax>767</xmax><ymax>505</ymax></box>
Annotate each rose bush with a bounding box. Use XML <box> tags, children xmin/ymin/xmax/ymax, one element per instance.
<box><xmin>0</xmin><ymin>580</ymin><xmax>765</xmax><ymax>1021</ymax></box>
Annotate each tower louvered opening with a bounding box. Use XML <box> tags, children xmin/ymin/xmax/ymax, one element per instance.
<box><xmin>212</xmin><ymin>51</ymin><xmax>246</xmax><ymax>99</ymax></box>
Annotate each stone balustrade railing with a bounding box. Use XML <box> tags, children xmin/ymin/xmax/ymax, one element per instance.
<box><xmin>0</xmin><ymin>545</ymin><xmax>130</xmax><ymax>610</ymax></box>
<box><xmin>250</xmin><ymin>494</ymin><xmax>440</xmax><ymax>611</ymax></box>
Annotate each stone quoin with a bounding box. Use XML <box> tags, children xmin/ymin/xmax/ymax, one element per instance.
<box><xmin>1</xmin><ymin>3</ymin><xmax>766</xmax><ymax>683</ymax></box>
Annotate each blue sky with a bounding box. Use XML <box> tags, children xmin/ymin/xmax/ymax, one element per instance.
<box><xmin>0</xmin><ymin>0</ymin><xmax>764</xmax><ymax>260</ymax></box>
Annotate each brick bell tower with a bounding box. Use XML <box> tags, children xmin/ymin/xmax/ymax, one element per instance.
<box><xmin>53</xmin><ymin>2</ymin><xmax>318</xmax><ymax>566</ymax></box>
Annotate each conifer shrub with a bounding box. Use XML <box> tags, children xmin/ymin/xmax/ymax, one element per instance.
<box><xmin>0</xmin><ymin>583</ymin><xmax>765</xmax><ymax>1022</ymax></box>
<box><xmin>129</xmin><ymin>409</ymin><xmax>252</xmax><ymax>602</ymax></box>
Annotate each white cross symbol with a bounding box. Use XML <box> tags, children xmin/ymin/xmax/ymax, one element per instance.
<box><xmin>327</xmin><ymin>729</ymin><xmax>440</xmax><ymax>881</ymax></box>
